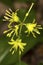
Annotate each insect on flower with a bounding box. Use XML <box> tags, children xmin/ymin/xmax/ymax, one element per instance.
<box><xmin>8</xmin><ymin>39</ymin><xmax>26</xmax><ymax>55</ymax></box>
<box><xmin>25</xmin><ymin>19</ymin><xmax>42</xmax><ymax>38</ymax></box>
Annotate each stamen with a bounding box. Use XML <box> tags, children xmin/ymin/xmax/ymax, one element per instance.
<box><xmin>33</xmin><ymin>19</ymin><xmax>35</xmax><ymax>23</ymax></box>
<box><xmin>3</xmin><ymin>19</ymin><xmax>6</xmax><ymax>21</ymax></box>
<box><xmin>6</xmin><ymin>10</ymin><xmax>11</xmax><ymax>14</ymax></box>
<box><xmin>5</xmin><ymin>13</ymin><xmax>11</xmax><ymax>17</ymax></box>
<box><xmin>32</xmin><ymin>32</ymin><xmax>36</xmax><ymax>38</ymax></box>
<box><xmin>34</xmin><ymin>29</ymin><xmax>40</xmax><ymax>34</ymax></box>
<box><xmin>9</xmin><ymin>8</ymin><xmax>13</xmax><ymax>12</ymax></box>
<box><xmin>3</xmin><ymin>28</ymin><xmax>12</xmax><ymax>34</ymax></box>
<box><xmin>4</xmin><ymin>16</ymin><xmax>9</xmax><ymax>20</ymax></box>
<box><xmin>12</xmin><ymin>50</ymin><xmax>15</xmax><ymax>55</ymax></box>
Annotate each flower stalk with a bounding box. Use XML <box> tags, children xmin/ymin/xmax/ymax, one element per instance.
<box><xmin>23</xmin><ymin>3</ymin><xmax>34</xmax><ymax>23</ymax></box>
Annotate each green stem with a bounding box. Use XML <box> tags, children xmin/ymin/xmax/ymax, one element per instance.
<box><xmin>23</xmin><ymin>3</ymin><xmax>34</xmax><ymax>23</ymax></box>
<box><xmin>18</xmin><ymin>24</ymin><xmax>23</xmax><ymax>65</ymax></box>
<box><xmin>11</xmin><ymin>29</ymin><xmax>15</xmax><ymax>40</ymax></box>
<box><xmin>8</xmin><ymin>22</ymin><xmax>12</xmax><ymax>28</ymax></box>
<box><xmin>18</xmin><ymin>3</ymin><xmax>34</xmax><ymax>65</ymax></box>
<box><xmin>18</xmin><ymin>3</ymin><xmax>34</xmax><ymax>38</ymax></box>
<box><xmin>19</xmin><ymin>24</ymin><xmax>22</xmax><ymax>37</ymax></box>
<box><xmin>19</xmin><ymin>50</ymin><xmax>21</xmax><ymax>65</ymax></box>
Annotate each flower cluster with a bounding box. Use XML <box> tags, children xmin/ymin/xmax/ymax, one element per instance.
<box><xmin>3</xmin><ymin>8</ymin><xmax>26</xmax><ymax>54</ymax></box>
<box><xmin>25</xmin><ymin>19</ymin><xmax>42</xmax><ymax>38</ymax></box>
<box><xmin>4</xmin><ymin>9</ymin><xmax>20</xmax><ymax>22</ymax></box>
<box><xmin>8</xmin><ymin>39</ymin><xmax>26</xmax><ymax>55</ymax></box>
<box><xmin>3</xmin><ymin>3</ymin><xmax>42</xmax><ymax>55</ymax></box>
<box><xmin>3</xmin><ymin>9</ymin><xmax>20</xmax><ymax>28</ymax></box>
<box><xmin>3</xmin><ymin>25</ymin><xmax>19</xmax><ymax>38</ymax></box>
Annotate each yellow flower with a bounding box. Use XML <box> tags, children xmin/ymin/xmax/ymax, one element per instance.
<box><xmin>8</xmin><ymin>39</ymin><xmax>26</xmax><ymax>55</ymax></box>
<box><xmin>3</xmin><ymin>9</ymin><xmax>20</xmax><ymax>22</ymax></box>
<box><xmin>3</xmin><ymin>25</ymin><xmax>19</xmax><ymax>37</ymax></box>
<box><xmin>25</xmin><ymin>19</ymin><xmax>42</xmax><ymax>38</ymax></box>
